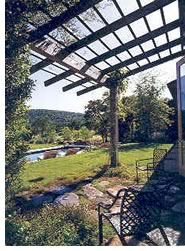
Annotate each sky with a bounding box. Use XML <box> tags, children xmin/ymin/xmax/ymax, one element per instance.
<box><xmin>27</xmin><ymin>0</ymin><xmax>182</xmax><ymax>114</ymax></box>
<box><xmin>27</xmin><ymin>57</ymin><xmax>180</xmax><ymax>113</ymax></box>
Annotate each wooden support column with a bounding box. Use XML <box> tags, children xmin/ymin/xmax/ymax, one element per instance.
<box><xmin>109</xmin><ymin>83</ymin><xmax>119</xmax><ymax>167</ymax></box>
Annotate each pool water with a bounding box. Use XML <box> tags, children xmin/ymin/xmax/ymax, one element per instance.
<box><xmin>26</xmin><ymin>150</ymin><xmax>67</xmax><ymax>162</ymax></box>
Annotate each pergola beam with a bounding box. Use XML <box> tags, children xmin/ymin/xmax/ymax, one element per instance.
<box><xmin>30</xmin><ymin>44</ymin><xmax>103</xmax><ymax>86</ymax></box>
<box><xmin>44</xmin><ymin>70</ymin><xmax>73</xmax><ymax>86</ymax></box>
<box><xmin>26</xmin><ymin>0</ymin><xmax>102</xmax><ymax>43</ymax></box>
<box><xmin>76</xmin><ymin>38</ymin><xmax>184</xmax><ymax>94</ymax></box>
<box><xmin>63</xmin><ymin>78</ymin><xmax>91</xmax><ymax>92</ymax></box>
<box><xmin>77</xmin><ymin>82</ymin><xmax>105</xmax><ymax>96</ymax></box>
<box><xmin>52</xmin><ymin>0</ymin><xmax>175</xmax><ymax>61</ymax></box>
<box><xmin>102</xmin><ymin>37</ymin><xmax>184</xmax><ymax>75</ymax></box>
<box><xmin>123</xmin><ymin>50</ymin><xmax>185</xmax><ymax>78</ymax></box>
<box><xmin>30</xmin><ymin>58</ymin><xmax>52</xmax><ymax>74</ymax></box>
<box><xmin>77</xmin><ymin>49</ymin><xmax>185</xmax><ymax>96</ymax></box>
<box><xmin>87</xmin><ymin>20</ymin><xmax>180</xmax><ymax>66</ymax></box>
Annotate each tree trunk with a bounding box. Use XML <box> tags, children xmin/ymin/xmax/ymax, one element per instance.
<box><xmin>109</xmin><ymin>84</ymin><xmax>119</xmax><ymax>167</ymax></box>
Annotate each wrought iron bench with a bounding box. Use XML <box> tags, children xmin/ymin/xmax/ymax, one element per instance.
<box><xmin>136</xmin><ymin>148</ymin><xmax>167</xmax><ymax>183</ymax></box>
<box><xmin>98</xmin><ymin>187</ymin><xmax>170</xmax><ymax>246</ymax></box>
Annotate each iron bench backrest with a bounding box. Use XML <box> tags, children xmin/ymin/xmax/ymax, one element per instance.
<box><xmin>120</xmin><ymin>188</ymin><xmax>161</xmax><ymax>238</ymax></box>
<box><xmin>152</xmin><ymin>148</ymin><xmax>167</xmax><ymax>168</ymax></box>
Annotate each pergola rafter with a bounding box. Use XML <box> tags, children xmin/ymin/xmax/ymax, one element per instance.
<box><xmin>26</xmin><ymin>0</ymin><xmax>103</xmax><ymax>43</ymax></box>
<box><xmin>77</xmin><ymin>49</ymin><xmax>185</xmax><ymax>96</ymax></box>
<box><xmin>28</xmin><ymin>0</ymin><xmax>185</xmax><ymax>95</ymax></box>
<box><xmin>101</xmin><ymin>37</ymin><xmax>184</xmax><ymax>75</ymax></box>
<box><xmin>37</xmin><ymin>0</ymin><xmax>175</xmax><ymax>63</ymax></box>
<box><xmin>86</xmin><ymin>20</ymin><xmax>180</xmax><ymax>66</ymax></box>
<box><xmin>30</xmin><ymin>44</ymin><xmax>104</xmax><ymax>86</ymax></box>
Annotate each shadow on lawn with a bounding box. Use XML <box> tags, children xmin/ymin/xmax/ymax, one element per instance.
<box><xmin>16</xmin><ymin>164</ymin><xmax>109</xmax><ymax>213</ymax></box>
<box><xmin>119</xmin><ymin>143</ymin><xmax>160</xmax><ymax>152</ymax></box>
<box><xmin>28</xmin><ymin>177</ymin><xmax>44</xmax><ymax>183</ymax></box>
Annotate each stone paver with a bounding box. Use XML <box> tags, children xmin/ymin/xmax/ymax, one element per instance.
<box><xmin>172</xmin><ymin>200</ymin><xmax>185</xmax><ymax>213</ymax></box>
<box><xmin>54</xmin><ymin>193</ymin><xmax>79</xmax><ymax>206</ymax></box>
<box><xmin>107</xmin><ymin>185</ymin><xmax>126</xmax><ymax>197</ymax></box>
<box><xmin>105</xmin><ymin>235</ymin><xmax>148</xmax><ymax>246</ymax></box>
<box><xmin>147</xmin><ymin>227</ymin><xmax>181</xmax><ymax>246</ymax></box>
<box><xmin>83</xmin><ymin>184</ymin><xmax>104</xmax><ymax>200</ymax></box>
<box><xmin>48</xmin><ymin>186</ymin><xmax>72</xmax><ymax>195</ymax></box>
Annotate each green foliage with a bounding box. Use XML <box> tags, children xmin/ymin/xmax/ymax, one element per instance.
<box><xmin>6</xmin><ymin>203</ymin><xmax>98</xmax><ymax>246</ymax></box>
<box><xmin>84</xmin><ymin>73</ymin><xmax>128</xmax><ymax>142</ymax></box>
<box><xmin>28</xmin><ymin>109</ymin><xmax>84</xmax><ymax>131</ymax></box>
<box><xmin>61</xmin><ymin>126</ymin><xmax>73</xmax><ymax>141</ymax></box>
<box><xmin>5</xmin><ymin>0</ymin><xmax>80</xmax><ymax>209</ymax></box>
<box><xmin>134</xmin><ymin>72</ymin><xmax>174</xmax><ymax>141</ymax></box>
<box><xmin>84</xmin><ymin>93</ymin><xmax>110</xmax><ymax>142</ymax></box>
<box><xmin>6</xmin><ymin>0</ymin><xmax>35</xmax><ymax>210</ymax></box>
<box><xmin>79</xmin><ymin>126</ymin><xmax>95</xmax><ymax>141</ymax></box>
<box><xmin>60</xmin><ymin>126</ymin><xmax>95</xmax><ymax>142</ymax></box>
<box><xmin>118</xmin><ymin>95</ymin><xmax>137</xmax><ymax>142</ymax></box>
<box><xmin>30</xmin><ymin>116</ymin><xmax>57</xmax><ymax>143</ymax></box>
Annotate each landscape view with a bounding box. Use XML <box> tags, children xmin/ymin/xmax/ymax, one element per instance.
<box><xmin>5</xmin><ymin>0</ymin><xmax>185</xmax><ymax>246</ymax></box>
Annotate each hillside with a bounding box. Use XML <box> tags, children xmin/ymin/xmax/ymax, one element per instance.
<box><xmin>28</xmin><ymin>109</ymin><xmax>84</xmax><ymax>127</ymax></box>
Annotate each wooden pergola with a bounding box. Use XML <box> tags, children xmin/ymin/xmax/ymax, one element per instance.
<box><xmin>26</xmin><ymin>0</ymin><xmax>185</xmax><ymax>167</ymax></box>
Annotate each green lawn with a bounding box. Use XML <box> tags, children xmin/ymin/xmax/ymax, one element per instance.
<box><xmin>29</xmin><ymin>143</ymin><xmax>60</xmax><ymax>150</ymax></box>
<box><xmin>20</xmin><ymin>143</ymin><xmax>173</xmax><ymax>193</ymax></box>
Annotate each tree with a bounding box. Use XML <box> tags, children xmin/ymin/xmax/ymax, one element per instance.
<box><xmin>134</xmin><ymin>72</ymin><xmax>174</xmax><ymax>142</ymax></box>
<box><xmin>84</xmin><ymin>93</ymin><xmax>110</xmax><ymax>142</ymax></box>
<box><xmin>84</xmin><ymin>72</ymin><xmax>129</xmax><ymax>143</ymax></box>
<box><xmin>118</xmin><ymin>95</ymin><xmax>137</xmax><ymax>142</ymax></box>
<box><xmin>6</xmin><ymin>0</ymin><xmax>35</xmax><ymax>210</ymax></box>
<box><xmin>61</xmin><ymin>127</ymin><xmax>73</xmax><ymax>141</ymax></box>
<box><xmin>79</xmin><ymin>126</ymin><xmax>95</xmax><ymax>141</ymax></box>
<box><xmin>30</xmin><ymin>116</ymin><xmax>56</xmax><ymax>138</ymax></box>
<box><xmin>165</xmin><ymin>99</ymin><xmax>178</xmax><ymax>142</ymax></box>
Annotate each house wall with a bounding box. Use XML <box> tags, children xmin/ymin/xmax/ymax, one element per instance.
<box><xmin>177</xmin><ymin>56</ymin><xmax>185</xmax><ymax>176</ymax></box>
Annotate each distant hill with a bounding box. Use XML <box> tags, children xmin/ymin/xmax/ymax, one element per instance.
<box><xmin>28</xmin><ymin>109</ymin><xmax>84</xmax><ymax>127</ymax></box>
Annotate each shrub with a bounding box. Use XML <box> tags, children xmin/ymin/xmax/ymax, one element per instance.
<box><xmin>88</xmin><ymin>135</ymin><xmax>102</xmax><ymax>146</ymax></box>
<box><xmin>6</xmin><ymin>203</ymin><xmax>98</xmax><ymax>246</ymax></box>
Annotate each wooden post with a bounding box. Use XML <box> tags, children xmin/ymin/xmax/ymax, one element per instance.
<box><xmin>109</xmin><ymin>83</ymin><xmax>119</xmax><ymax>167</ymax></box>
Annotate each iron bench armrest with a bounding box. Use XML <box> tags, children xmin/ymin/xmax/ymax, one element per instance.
<box><xmin>136</xmin><ymin>158</ymin><xmax>153</xmax><ymax>166</ymax></box>
<box><xmin>147</xmin><ymin>161</ymin><xmax>160</xmax><ymax>168</ymax></box>
<box><xmin>98</xmin><ymin>188</ymin><xmax>128</xmax><ymax>211</ymax></box>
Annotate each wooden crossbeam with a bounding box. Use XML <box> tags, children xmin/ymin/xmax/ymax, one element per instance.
<box><xmin>30</xmin><ymin>58</ymin><xmax>52</xmax><ymax>74</ymax></box>
<box><xmin>77</xmin><ymin>49</ymin><xmax>185</xmax><ymax>96</ymax></box>
<box><xmin>26</xmin><ymin>0</ymin><xmax>102</xmax><ymax>43</ymax></box>
<box><xmin>44</xmin><ymin>70</ymin><xmax>73</xmax><ymax>86</ymax></box>
<box><xmin>30</xmin><ymin>44</ymin><xmax>103</xmax><ymax>87</ymax></box>
<box><xmin>87</xmin><ymin>20</ymin><xmax>180</xmax><ymax>66</ymax></box>
<box><xmin>63</xmin><ymin>78</ymin><xmax>91</xmax><ymax>92</ymax></box>
<box><xmin>123</xmin><ymin>50</ymin><xmax>185</xmax><ymax>78</ymax></box>
<box><xmin>102</xmin><ymin>37</ymin><xmax>184</xmax><ymax>75</ymax></box>
<box><xmin>52</xmin><ymin>0</ymin><xmax>175</xmax><ymax>61</ymax></box>
<box><xmin>77</xmin><ymin>82</ymin><xmax>105</xmax><ymax>96</ymax></box>
<box><xmin>31</xmin><ymin>1</ymin><xmax>178</xmax><ymax>74</ymax></box>
<box><xmin>62</xmin><ymin>37</ymin><xmax>184</xmax><ymax>92</ymax></box>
